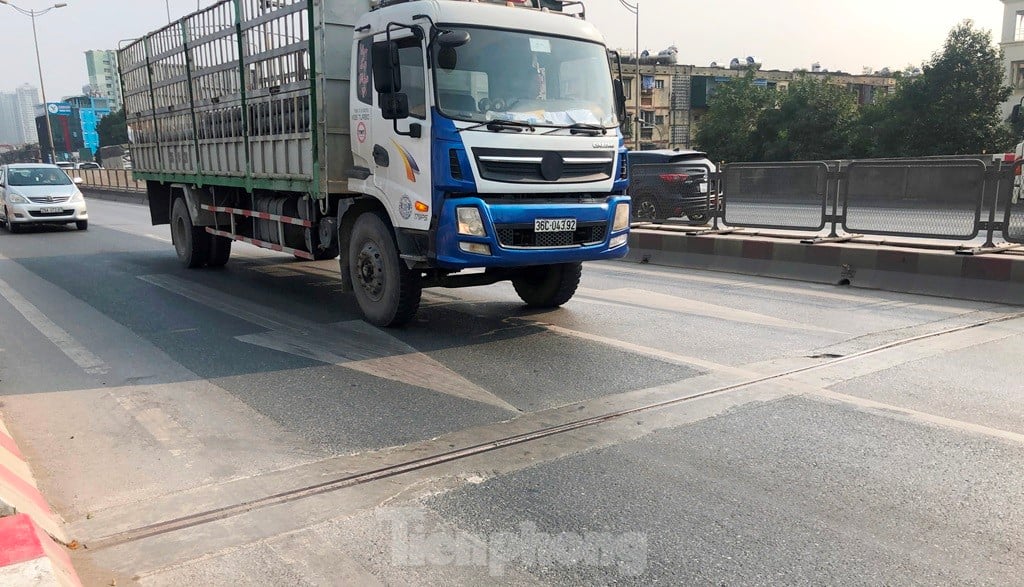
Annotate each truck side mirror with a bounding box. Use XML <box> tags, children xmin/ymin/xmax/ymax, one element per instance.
<box><xmin>613</xmin><ymin>79</ymin><xmax>626</xmax><ymax>126</ymax></box>
<box><xmin>372</xmin><ymin>40</ymin><xmax>402</xmax><ymax>94</ymax></box>
<box><xmin>380</xmin><ymin>92</ymin><xmax>410</xmax><ymax>120</ymax></box>
<box><xmin>436</xmin><ymin>30</ymin><xmax>470</xmax><ymax>49</ymax></box>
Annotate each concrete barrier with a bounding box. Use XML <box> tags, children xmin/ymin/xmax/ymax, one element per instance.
<box><xmin>0</xmin><ymin>515</ymin><xmax>81</xmax><ymax>587</ymax></box>
<box><xmin>0</xmin><ymin>416</ymin><xmax>80</xmax><ymax>586</ymax></box>
<box><xmin>626</xmin><ymin>228</ymin><xmax>1024</xmax><ymax>305</ymax></box>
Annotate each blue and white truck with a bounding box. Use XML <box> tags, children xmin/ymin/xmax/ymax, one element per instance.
<box><xmin>119</xmin><ymin>0</ymin><xmax>630</xmax><ymax>326</ymax></box>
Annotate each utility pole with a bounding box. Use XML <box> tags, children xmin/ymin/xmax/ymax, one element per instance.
<box><xmin>617</xmin><ymin>0</ymin><xmax>640</xmax><ymax>150</ymax></box>
<box><xmin>0</xmin><ymin>1</ymin><xmax>68</xmax><ymax>164</ymax></box>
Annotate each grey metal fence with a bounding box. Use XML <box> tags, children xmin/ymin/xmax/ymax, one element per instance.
<box><xmin>70</xmin><ymin>169</ymin><xmax>146</xmax><ymax>192</ymax></box>
<box><xmin>842</xmin><ymin>159</ymin><xmax>987</xmax><ymax>240</ymax></box>
<box><xmin>721</xmin><ymin>162</ymin><xmax>830</xmax><ymax>231</ymax></box>
<box><xmin>628</xmin><ymin>162</ymin><xmax>714</xmax><ymax>224</ymax></box>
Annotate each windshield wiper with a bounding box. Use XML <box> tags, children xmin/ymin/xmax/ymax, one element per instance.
<box><xmin>541</xmin><ymin>123</ymin><xmax>610</xmax><ymax>136</ymax></box>
<box><xmin>458</xmin><ymin>120</ymin><xmax>536</xmax><ymax>133</ymax></box>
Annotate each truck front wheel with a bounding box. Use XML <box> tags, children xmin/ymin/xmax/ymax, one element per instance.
<box><xmin>171</xmin><ymin>198</ymin><xmax>210</xmax><ymax>268</ymax></box>
<box><xmin>512</xmin><ymin>262</ymin><xmax>583</xmax><ymax>308</ymax></box>
<box><xmin>348</xmin><ymin>212</ymin><xmax>422</xmax><ymax>327</ymax></box>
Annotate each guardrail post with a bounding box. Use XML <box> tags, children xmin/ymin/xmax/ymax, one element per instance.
<box><xmin>984</xmin><ymin>160</ymin><xmax>1001</xmax><ymax>248</ymax></box>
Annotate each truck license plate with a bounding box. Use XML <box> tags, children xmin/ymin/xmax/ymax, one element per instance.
<box><xmin>40</xmin><ymin>207</ymin><xmax>62</xmax><ymax>214</ymax></box>
<box><xmin>535</xmin><ymin>218</ymin><xmax>576</xmax><ymax>232</ymax></box>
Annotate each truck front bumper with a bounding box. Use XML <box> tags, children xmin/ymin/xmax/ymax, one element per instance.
<box><xmin>434</xmin><ymin>195</ymin><xmax>630</xmax><ymax>269</ymax></box>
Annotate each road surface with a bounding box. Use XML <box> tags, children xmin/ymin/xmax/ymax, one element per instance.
<box><xmin>1</xmin><ymin>197</ymin><xmax>1023</xmax><ymax>585</ymax></box>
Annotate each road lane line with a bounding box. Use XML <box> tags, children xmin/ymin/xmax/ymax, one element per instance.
<box><xmin>534</xmin><ymin>322</ymin><xmax>755</xmax><ymax>377</ymax></box>
<box><xmin>576</xmin><ymin>286</ymin><xmax>846</xmax><ymax>333</ymax></box>
<box><xmin>0</xmin><ymin>276</ymin><xmax>109</xmax><ymax>375</ymax></box>
<box><xmin>808</xmin><ymin>389</ymin><xmax>1024</xmax><ymax>445</ymax></box>
<box><xmin>112</xmin><ymin>392</ymin><xmax>204</xmax><ymax>460</ymax></box>
<box><xmin>140</xmin><ymin>274</ymin><xmax>519</xmax><ymax>412</ymax></box>
<box><xmin>594</xmin><ymin>262</ymin><xmax>978</xmax><ymax>313</ymax></box>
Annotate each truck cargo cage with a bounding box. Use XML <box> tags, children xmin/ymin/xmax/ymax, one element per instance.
<box><xmin>118</xmin><ymin>0</ymin><xmax>355</xmax><ymax>197</ymax></box>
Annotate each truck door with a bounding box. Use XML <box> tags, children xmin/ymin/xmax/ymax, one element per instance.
<box><xmin>371</xmin><ymin>31</ymin><xmax>432</xmax><ymax>231</ymax></box>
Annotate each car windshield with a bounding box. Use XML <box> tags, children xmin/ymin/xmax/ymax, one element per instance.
<box><xmin>7</xmin><ymin>167</ymin><xmax>73</xmax><ymax>187</ymax></box>
<box><xmin>432</xmin><ymin>26</ymin><xmax>617</xmax><ymax>128</ymax></box>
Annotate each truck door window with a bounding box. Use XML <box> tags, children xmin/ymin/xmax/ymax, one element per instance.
<box><xmin>396</xmin><ymin>37</ymin><xmax>426</xmax><ymax>119</ymax></box>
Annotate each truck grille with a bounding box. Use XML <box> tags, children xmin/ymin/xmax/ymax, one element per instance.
<box><xmin>495</xmin><ymin>222</ymin><xmax>607</xmax><ymax>248</ymax></box>
<box><xmin>474</xmin><ymin>148</ymin><xmax>614</xmax><ymax>184</ymax></box>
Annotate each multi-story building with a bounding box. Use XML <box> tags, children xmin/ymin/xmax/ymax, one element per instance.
<box><xmin>35</xmin><ymin>96</ymin><xmax>112</xmax><ymax>161</ymax></box>
<box><xmin>85</xmin><ymin>50</ymin><xmax>123</xmax><ymax>110</ymax></box>
<box><xmin>621</xmin><ymin>59</ymin><xmax>686</xmax><ymax>150</ymax></box>
<box><xmin>1001</xmin><ymin>0</ymin><xmax>1024</xmax><ymax>121</ymax></box>
<box><xmin>0</xmin><ymin>92</ymin><xmax>22</xmax><ymax>145</ymax></box>
<box><xmin>617</xmin><ymin>51</ymin><xmax>897</xmax><ymax>152</ymax></box>
<box><xmin>15</xmin><ymin>85</ymin><xmax>40</xmax><ymax>144</ymax></box>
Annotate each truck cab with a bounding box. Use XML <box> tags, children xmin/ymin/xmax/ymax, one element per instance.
<box><xmin>347</xmin><ymin>2</ymin><xmax>629</xmax><ymax>259</ymax></box>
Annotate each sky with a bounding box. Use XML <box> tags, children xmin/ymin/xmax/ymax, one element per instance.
<box><xmin>0</xmin><ymin>0</ymin><xmax>1007</xmax><ymax>101</ymax></box>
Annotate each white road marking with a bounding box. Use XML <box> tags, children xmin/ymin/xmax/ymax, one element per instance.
<box><xmin>577</xmin><ymin>286</ymin><xmax>844</xmax><ymax>333</ymax></box>
<box><xmin>0</xmin><ymin>276</ymin><xmax>109</xmax><ymax>375</ymax></box>
<box><xmin>535</xmin><ymin>321</ymin><xmax>755</xmax><ymax>377</ymax></box>
<box><xmin>112</xmin><ymin>391</ymin><xmax>203</xmax><ymax>460</ymax></box>
<box><xmin>597</xmin><ymin>263</ymin><xmax>977</xmax><ymax>314</ymax></box>
<box><xmin>140</xmin><ymin>274</ymin><xmax>519</xmax><ymax>412</ymax></box>
<box><xmin>809</xmin><ymin>389</ymin><xmax>1024</xmax><ymax>446</ymax></box>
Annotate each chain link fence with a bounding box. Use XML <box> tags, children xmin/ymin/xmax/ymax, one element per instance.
<box><xmin>842</xmin><ymin>159</ymin><xmax>986</xmax><ymax>240</ymax></box>
<box><xmin>721</xmin><ymin>162</ymin><xmax>830</xmax><ymax>231</ymax></box>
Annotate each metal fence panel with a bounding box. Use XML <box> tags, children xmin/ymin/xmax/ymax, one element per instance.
<box><xmin>628</xmin><ymin>162</ymin><xmax>715</xmax><ymax>224</ymax></box>
<box><xmin>842</xmin><ymin>159</ymin><xmax>985</xmax><ymax>240</ymax></box>
<box><xmin>721</xmin><ymin>162</ymin><xmax>828</xmax><ymax>230</ymax></box>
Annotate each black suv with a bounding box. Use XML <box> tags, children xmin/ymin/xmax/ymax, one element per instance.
<box><xmin>627</xmin><ymin>149</ymin><xmax>718</xmax><ymax>222</ymax></box>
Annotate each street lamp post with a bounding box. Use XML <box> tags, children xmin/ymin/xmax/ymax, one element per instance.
<box><xmin>0</xmin><ymin>1</ymin><xmax>68</xmax><ymax>164</ymax></box>
<box><xmin>617</xmin><ymin>0</ymin><xmax>640</xmax><ymax>150</ymax></box>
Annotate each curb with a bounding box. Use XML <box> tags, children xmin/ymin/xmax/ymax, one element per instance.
<box><xmin>0</xmin><ymin>515</ymin><xmax>81</xmax><ymax>587</ymax></box>
<box><xmin>626</xmin><ymin>228</ymin><xmax>1024</xmax><ymax>305</ymax></box>
<box><xmin>0</xmin><ymin>416</ymin><xmax>80</xmax><ymax>586</ymax></box>
<box><xmin>81</xmin><ymin>188</ymin><xmax>147</xmax><ymax>206</ymax></box>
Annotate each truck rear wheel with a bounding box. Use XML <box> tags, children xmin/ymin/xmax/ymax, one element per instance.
<box><xmin>171</xmin><ymin>198</ymin><xmax>210</xmax><ymax>268</ymax></box>
<box><xmin>348</xmin><ymin>212</ymin><xmax>421</xmax><ymax>327</ymax></box>
<box><xmin>512</xmin><ymin>262</ymin><xmax>583</xmax><ymax>308</ymax></box>
<box><xmin>207</xmin><ymin>234</ymin><xmax>232</xmax><ymax>267</ymax></box>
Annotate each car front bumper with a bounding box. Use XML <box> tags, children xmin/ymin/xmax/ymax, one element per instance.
<box><xmin>6</xmin><ymin>201</ymin><xmax>88</xmax><ymax>224</ymax></box>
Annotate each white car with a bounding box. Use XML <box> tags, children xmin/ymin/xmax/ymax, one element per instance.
<box><xmin>0</xmin><ymin>164</ymin><xmax>89</xmax><ymax>232</ymax></box>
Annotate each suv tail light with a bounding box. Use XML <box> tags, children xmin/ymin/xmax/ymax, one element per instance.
<box><xmin>659</xmin><ymin>173</ymin><xmax>690</xmax><ymax>182</ymax></box>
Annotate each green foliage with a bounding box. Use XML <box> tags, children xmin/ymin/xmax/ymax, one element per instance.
<box><xmin>693</xmin><ymin>70</ymin><xmax>775</xmax><ymax>163</ymax></box>
<box><xmin>754</xmin><ymin>75</ymin><xmax>859</xmax><ymax>161</ymax></box>
<box><xmin>866</xmin><ymin>20</ymin><xmax>1014</xmax><ymax>157</ymax></box>
<box><xmin>97</xmin><ymin>109</ymin><xmax>128</xmax><ymax>149</ymax></box>
<box><xmin>695</xmin><ymin>21</ymin><xmax>1016</xmax><ymax>162</ymax></box>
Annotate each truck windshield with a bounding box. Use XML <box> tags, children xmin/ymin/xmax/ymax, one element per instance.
<box><xmin>432</xmin><ymin>26</ymin><xmax>617</xmax><ymax>129</ymax></box>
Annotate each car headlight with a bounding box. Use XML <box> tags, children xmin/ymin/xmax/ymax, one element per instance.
<box><xmin>612</xmin><ymin>202</ymin><xmax>630</xmax><ymax>231</ymax></box>
<box><xmin>69</xmin><ymin>192</ymin><xmax>84</xmax><ymax>203</ymax></box>
<box><xmin>7</xmin><ymin>194</ymin><xmax>27</xmax><ymax>204</ymax></box>
<box><xmin>456</xmin><ymin>206</ymin><xmax>486</xmax><ymax>236</ymax></box>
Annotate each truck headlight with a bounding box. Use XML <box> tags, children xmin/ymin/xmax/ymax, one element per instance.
<box><xmin>457</xmin><ymin>206</ymin><xmax>486</xmax><ymax>236</ymax></box>
<box><xmin>7</xmin><ymin>194</ymin><xmax>27</xmax><ymax>204</ymax></box>
<box><xmin>612</xmin><ymin>202</ymin><xmax>630</xmax><ymax>231</ymax></box>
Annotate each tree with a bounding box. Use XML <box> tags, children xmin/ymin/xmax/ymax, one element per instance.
<box><xmin>97</xmin><ymin>109</ymin><xmax>128</xmax><ymax>149</ymax></box>
<box><xmin>694</xmin><ymin>70</ymin><xmax>775</xmax><ymax>162</ymax></box>
<box><xmin>868</xmin><ymin>21</ymin><xmax>1014</xmax><ymax>157</ymax></box>
<box><xmin>754</xmin><ymin>76</ymin><xmax>859</xmax><ymax>161</ymax></box>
